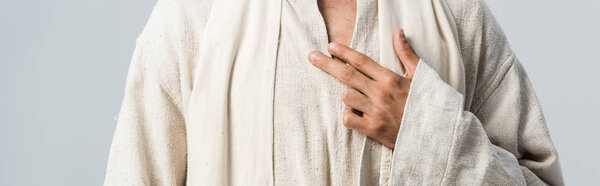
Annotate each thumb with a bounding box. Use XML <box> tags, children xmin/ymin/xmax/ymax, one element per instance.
<box><xmin>393</xmin><ymin>29</ymin><xmax>419</xmax><ymax>79</ymax></box>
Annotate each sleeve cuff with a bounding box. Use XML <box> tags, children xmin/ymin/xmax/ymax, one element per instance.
<box><xmin>388</xmin><ymin>59</ymin><xmax>465</xmax><ymax>183</ymax></box>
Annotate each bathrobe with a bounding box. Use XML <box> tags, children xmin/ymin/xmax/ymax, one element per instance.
<box><xmin>104</xmin><ymin>0</ymin><xmax>564</xmax><ymax>185</ymax></box>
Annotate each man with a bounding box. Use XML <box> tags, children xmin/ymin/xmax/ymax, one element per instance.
<box><xmin>104</xmin><ymin>0</ymin><xmax>564</xmax><ymax>185</ymax></box>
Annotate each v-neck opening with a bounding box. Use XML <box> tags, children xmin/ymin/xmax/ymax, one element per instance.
<box><xmin>313</xmin><ymin>0</ymin><xmax>361</xmax><ymax>56</ymax></box>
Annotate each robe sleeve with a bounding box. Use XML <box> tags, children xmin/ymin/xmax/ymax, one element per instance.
<box><xmin>104</xmin><ymin>0</ymin><xmax>213</xmax><ymax>184</ymax></box>
<box><xmin>103</xmin><ymin>0</ymin><xmax>204</xmax><ymax>184</ymax></box>
<box><xmin>388</xmin><ymin>58</ymin><xmax>563</xmax><ymax>185</ymax></box>
<box><xmin>387</xmin><ymin>0</ymin><xmax>564</xmax><ymax>185</ymax></box>
<box><xmin>103</xmin><ymin>39</ymin><xmax>187</xmax><ymax>185</ymax></box>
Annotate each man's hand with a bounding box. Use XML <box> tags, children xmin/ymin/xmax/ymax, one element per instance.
<box><xmin>308</xmin><ymin>29</ymin><xmax>420</xmax><ymax>149</ymax></box>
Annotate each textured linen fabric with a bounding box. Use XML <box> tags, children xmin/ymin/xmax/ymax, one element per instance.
<box><xmin>273</xmin><ymin>0</ymin><xmax>383</xmax><ymax>185</ymax></box>
<box><xmin>104</xmin><ymin>0</ymin><xmax>564</xmax><ymax>185</ymax></box>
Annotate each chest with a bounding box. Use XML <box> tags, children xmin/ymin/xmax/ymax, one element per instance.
<box><xmin>317</xmin><ymin>0</ymin><xmax>357</xmax><ymax>47</ymax></box>
<box><xmin>185</xmin><ymin>0</ymin><xmax>468</xmax><ymax>184</ymax></box>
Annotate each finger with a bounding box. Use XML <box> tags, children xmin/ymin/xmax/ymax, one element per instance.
<box><xmin>342</xmin><ymin>88</ymin><xmax>373</xmax><ymax>114</ymax></box>
<box><xmin>308</xmin><ymin>51</ymin><xmax>373</xmax><ymax>93</ymax></box>
<box><xmin>393</xmin><ymin>29</ymin><xmax>420</xmax><ymax>79</ymax></box>
<box><xmin>327</xmin><ymin>42</ymin><xmax>393</xmax><ymax>81</ymax></box>
<box><xmin>342</xmin><ymin>108</ymin><xmax>369</xmax><ymax>132</ymax></box>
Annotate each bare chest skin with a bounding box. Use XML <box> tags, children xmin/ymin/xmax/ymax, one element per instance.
<box><xmin>318</xmin><ymin>0</ymin><xmax>357</xmax><ymax>47</ymax></box>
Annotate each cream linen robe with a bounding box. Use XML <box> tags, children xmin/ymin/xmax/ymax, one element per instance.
<box><xmin>104</xmin><ymin>0</ymin><xmax>564</xmax><ymax>185</ymax></box>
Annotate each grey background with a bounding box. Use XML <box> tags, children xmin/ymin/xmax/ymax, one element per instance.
<box><xmin>0</xmin><ymin>0</ymin><xmax>598</xmax><ymax>185</ymax></box>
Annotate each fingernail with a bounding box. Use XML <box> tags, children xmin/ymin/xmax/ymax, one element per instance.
<box><xmin>328</xmin><ymin>42</ymin><xmax>338</xmax><ymax>52</ymax></box>
<box><xmin>310</xmin><ymin>52</ymin><xmax>320</xmax><ymax>61</ymax></box>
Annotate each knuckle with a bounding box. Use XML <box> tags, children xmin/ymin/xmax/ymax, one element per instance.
<box><xmin>367</xmin><ymin>121</ymin><xmax>383</xmax><ymax>134</ymax></box>
<box><xmin>340</xmin><ymin>66</ymin><xmax>355</xmax><ymax>81</ymax></box>
<box><xmin>342</xmin><ymin>113</ymin><xmax>352</xmax><ymax>127</ymax></box>
<box><xmin>370</xmin><ymin>87</ymin><xmax>382</xmax><ymax>97</ymax></box>
<box><xmin>385</xmin><ymin>75</ymin><xmax>403</xmax><ymax>86</ymax></box>
<box><xmin>372</xmin><ymin>108</ymin><xmax>385</xmax><ymax>117</ymax></box>
<box><xmin>341</xmin><ymin>89</ymin><xmax>351</xmax><ymax>102</ymax></box>
<box><xmin>352</xmin><ymin>55</ymin><xmax>367</xmax><ymax>67</ymax></box>
<box><xmin>371</xmin><ymin>88</ymin><xmax>392</xmax><ymax>102</ymax></box>
<box><xmin>353</xmin><ymin>54</ymin><xmax>369</xmax><ymax>64</ymax></box>
<box><xmin>376</xmin><ymin>66</ymin><xmax>389</xmax><ymax>74</ymax></box>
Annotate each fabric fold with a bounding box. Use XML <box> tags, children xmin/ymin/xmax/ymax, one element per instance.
<box><xmin>185</xmin><ymin>0</ymin><xmax>282</xmax><ymax>185</ymax></box>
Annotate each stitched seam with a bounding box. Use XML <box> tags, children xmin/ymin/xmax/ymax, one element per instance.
<box><xmin>439</xmin><ymin>96</ymin><xmax>464</xmax><ymax>185</ymax></box>
<box><xmin>472</xmin><ymin>54</ymin><xmax>515</xmax><ymax>114</ymax></box>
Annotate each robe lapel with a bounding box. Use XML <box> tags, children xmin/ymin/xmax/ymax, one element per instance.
<box><xmin>186</xmin><ymin>0</ymin><xmax>282</xmax><ymax>185</ymax></box>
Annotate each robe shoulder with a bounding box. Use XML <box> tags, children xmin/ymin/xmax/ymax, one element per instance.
<box><xmin>442</xmin><ymin>0</ymin><xmax>514</xmax><ymax>67</ymax></box>
<box><xmin>130</xmin><ymin>0</ymin><xmax>213</xmax><ymax>111</ymax></box>
<box><xmin>137</xmin><ymin>0</ymin><xmax>213</xmax><ymax>44</ymax></box>
<box><xmin>442</xmin><ymin>0</ymin><xmax>517</xmax><ymax>111</ymax></box>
